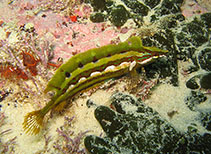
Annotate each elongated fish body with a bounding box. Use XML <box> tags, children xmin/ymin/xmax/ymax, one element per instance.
<box><xmin>23</xmin><ymin>36</ymin><xmax>168</xmax><ymax>135</ymax></box>
<box><xmin>44</xmin><ymin>36</ymin><xmax>166</xmax><ymax>94</ymax></box>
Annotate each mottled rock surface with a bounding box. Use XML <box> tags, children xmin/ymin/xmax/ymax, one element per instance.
<box><xmin>85</xmin><ymin>0</ymin><xmax>211</xmax><ymax>153</ymax></box>
<box><xmin>85</xmin><ymin>93</ymin><xmax>211</xmax><ymax>153</ymax></box>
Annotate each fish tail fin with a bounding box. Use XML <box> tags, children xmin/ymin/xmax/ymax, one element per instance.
<box><xmin>22</xmin><ymin>110</ymin><xmax>44</xmax><ymax>135</ymax></box>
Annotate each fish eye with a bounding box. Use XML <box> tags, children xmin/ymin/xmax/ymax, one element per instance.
<box><xmin>92</xmin><ymin>56</ymin><xmax>98</xmax><ymax>63</ymax></box>
<box><xmin>78</xmin><ymin>62</ymin><xmax>84</xmax><ymax>68</ymax></box>
<box><xmin>119</xmin><ymin>51</ymin><xmax>125</xmax><ymax>54</ymax></box>
<box><xmin>65</xmin><ymin>72</ymin><xmax>71</xmax><ymax>78</ymax></box>
<box><xmin>106</xmin><ymin>54</ymin><xmax>111</xmax><ymax>57</ymax></box>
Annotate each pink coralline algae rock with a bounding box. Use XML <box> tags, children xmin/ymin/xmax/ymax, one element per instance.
<box><xmin>1</xmin><ymin>0</ymin><xmax>120</xmax><ymax>62</ymax></box>
<box><xmin>181</xmin><ymin>0</ymin><xmax>209</xmax><ymax>17</ymax></box>
<box><xmin>52</xmin><ymin>22</ymin><xmax>119</xmax><ymax>62</ymax></box>
<box><xmin>19</xmin><ymin>13</ymin><xmax>119</xmax><ymax>62</ymax></box>
<box><xmin>28</xmin><ymin>13</ymin><xmax>119</xmax><ymax>62</ymax></box>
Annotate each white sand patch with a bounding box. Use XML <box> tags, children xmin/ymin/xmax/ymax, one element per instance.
<box><xmin>1</xmin><ymin>103</ymin><xmax>46</xmax><ymax>154</ymax></box>
<box><xmin>145</xmin><ymin>61</ymin><xmax>211</xmax><ymax>134</ymax></box>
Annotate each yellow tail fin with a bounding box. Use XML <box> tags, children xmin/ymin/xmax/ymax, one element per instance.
<box><xmin>22</xmin><ymin>110</ymin><xmax>44</xmax><ymax>135</ymax></box>
<box><xmin>53</xmin><ymin>101</ymin><xmax>67</xmax><ymax>112</ymax></box>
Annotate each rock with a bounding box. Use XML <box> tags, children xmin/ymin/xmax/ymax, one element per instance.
<box><xmin>186</xmin><ymin>77</ymin><xmax>199</xmax><ymax>90</ymax></box>
<box><xmin>200</xmin><ymin>73</ymin><xmax>211</xmax><ymax>89</ymax></box>
<box><xmin>201</xmin><ymin>113</ymin><xmax>211</xmax><ymax>131</ymax></box>
<box><xmin>142</xmin><ymin>0</ymin><xmax>161</xmax><ymax>9</ymax></box>
<box><xmin>198</xmin><ymin>47</ymin><xmax>211</xmax><ymax>71</ymax></box>
<box><xmin>109</xmin><ymin>5</ymin><xmax>129</xmax><ymax>27</ymax></box>
<box><xmin>150</xmin><ymin>0</ymin><xmax>184</xmax><ymax>21</ymax></box>
<box><xmin>84</xmin><ymin>93</ymin><xmax>182</xmax><ymax>153</ymax></box>
<box><xmin>120</xmin><ymin>0</ymin><xmax>149</xmax><ymax>16</ymax></box>
<box><xmin>90</xmin><ymin>0</ymin><xmax>107</xmax><ymax>11</ymax></box>
<box><xmin>90</xmin><ymin>12</ymin><xmax>106</xmax><ymax>23</ymax></box>
<box><xmin>85</xmin><ymin>93</ymin><xmax>211</xmax><ymax>153</ymax></box>
<box><xmin>175</xmin><ymin>17</ymin><xmax>209</xmax><ymax>61</ymax></box>
<box><xmin>142</xmin><ymin>30</ymin><xmax>179</xmax><ymax>86</ymax></box>
<box><xmin>201</xmin><ymin>12</ymin><xmax>211</xmax><ymax>28</ymax></box>
<box><xmin>185</xmin><ymin>91</ymin><xmax>207</xmax><ymax>111</ymax></box>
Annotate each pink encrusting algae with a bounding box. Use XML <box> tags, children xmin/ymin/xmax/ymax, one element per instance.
<box><xmin>7</xmin><ymin>0</ymin><xmax>120</xmax><ymax>62</ymax></box>
<box><xmin>181</xmin><ymin>0</ymin><xmax>210</xmax><ymax>17</ymax></box>
<box><xmin>0</xmin><ymin>0</ymin><xmax>123</xmax><ymax>153</ymax></box>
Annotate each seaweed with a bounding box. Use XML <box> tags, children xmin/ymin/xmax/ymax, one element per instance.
<box><xmin>53</xmin><ymin>116</ymin><xmax>89</xmax><ymax>154</ymax></box>
<box><xmin>0</xmin><ymin>23</ymin><xmax>59</xmax><ymax>94</ymax></box>
<box><xmin>0</xmin><ymin>112</ymin><xmax>16</xmax><ymax>154</ymax></box>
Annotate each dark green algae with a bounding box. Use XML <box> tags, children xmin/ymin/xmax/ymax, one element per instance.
<box><xmin>109</xmin><ymin>5</ymin><xmax>129</xmax><ymax>27</ymax></box>
<box><xmin>186</xmin><ymin>73</ymin><xmax>211</xmax><ymax>90</ymax></box>
<box><xmin>89</xmin><ymin>0</ymin><xmax>149</xmax><ymax>27</ymax></box>
<box><xmin>90</xmin><ymin>0</ymin><xmax>186</xmax><ymax>85</ymax></box>
<box><xmin>88</xmin><ymin>0</ymin><xmax>184</xmax><ymax>27</ymax></box>
<box><xmin>84</xmin><ymin>93</ymin><xmax>211</xmax><ymax>153</ymax></box>
<box><xmin>84</xmin><ymin>1</ymin><xmax>211</xmax><ymax>152</ymax></box>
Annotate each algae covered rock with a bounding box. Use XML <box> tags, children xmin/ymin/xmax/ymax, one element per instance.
<box><xmin>143</xmin><ymin>0</ymin><xmax>161</xmax><ymax>9</ymax></box>
<box><xmin>89</xmin><ymin>0</ymin><xmax>184</xmax><ymax>27</ymax></box>
<box><xmin>90</xmin><ymin>0</ymin><xmax>107</xmax><ymax>11</ymax></box>
<box><xmin>201</xmin><ymin>12</ymin><xmax>211</xmax><ymax>28</ymax></box>
<box><xmin>201</xmin><ymin>112</ymin><xmax>211</xmax><ymax>131</ymax></box>
<box><xmin>109</xmin><ymin>5</ymin><xmax>129</xmax><ymax>27</ymax></box>
<box><xmin>90</xmin><ymin>12</ymin><xmax>106</xmax><ymax>23</ymax></box>
<box><xmin>198</xmin><ymin>47</ymin><xmax>211</xmax><ymax>71</ymax></box>
<box><xmin>186</xmin><ymin>73</ymin><xmax>211</xmax><ymax>90</ymax></box>
<box><xmin>185</xmin><ymin>91</ymin><xmax>207</xmax><ymax>111</ymax></box>
<box><xmin>142</xmin><ymin>30</ymin><xmax>179</xmax><ymax>86</ymax></box>
<box><xmin>84</xmin><ymin>93</ymin><xmax>211</xmax><ymax>153</ymax></box>
<box><xmin>175</xmin><ymin>15</ymin><xmax>210</xmax><ymax>62</ymax></box>
<box><xmin>120</xmin><ymin>0</ymin><xmax>149</xmax><ymax>16</ymax></box>
<box><xmin>199</xmin><ymin>73</ymin><xmax>211</xmax><ymax>89</ymax></box>
<box><xmin>150</xmin><ymin>0</ymin><xmax>184</xmax><ymax>21</ymax></box>
<box><xmin>186</xmin><ymin>77</ymin><xmax>200</xmax><ymax>90</ymax></box>
<box><xmin>84</xmin><ymin>93</ymin><xmax>182</xmax><ymax>153</ymax></box>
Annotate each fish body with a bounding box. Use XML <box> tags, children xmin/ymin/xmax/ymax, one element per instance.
<box><xmin>23</xmin><ymin>36</ymin><xmax>168</xmax><ymax>135</ymax></box>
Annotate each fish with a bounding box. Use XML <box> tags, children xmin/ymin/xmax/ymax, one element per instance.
<box><xmin>22</xmin><ymin>36</ymin><xmax>168</xmax><ymax>135</ymax></box>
